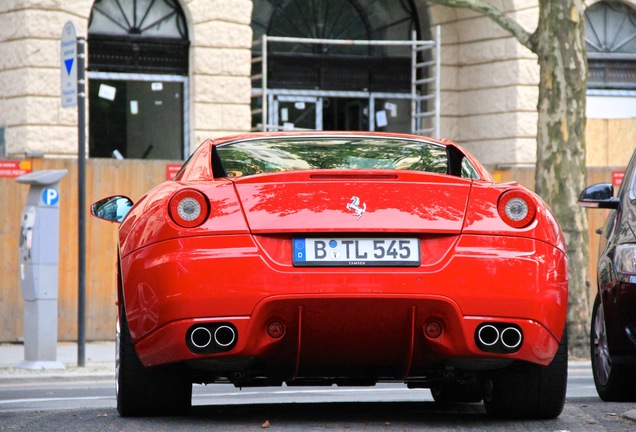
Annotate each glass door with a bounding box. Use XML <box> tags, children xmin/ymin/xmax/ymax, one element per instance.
<box><xmin>266</xmin><ymin>92</ymin><xmax>413</xmax><ymax>133</ymax></box>
<box><xmin>271</xmin><ymin>96</ymin><xmax>322</xmax><ymax>130</ymax></box>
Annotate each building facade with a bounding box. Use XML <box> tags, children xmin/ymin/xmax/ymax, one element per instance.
<box><xmin>1</xmin><ymin>0</ymin><xmax>636</xmax><ymax>342</ymax></box>
<box><xmin>0</xmin><ymin>0</ymin><xmax>634</xmax><ymax>168</ymax></box>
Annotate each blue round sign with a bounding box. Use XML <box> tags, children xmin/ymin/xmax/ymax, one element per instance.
<box><xmin>42</xmin><ymin>188</ymin><xmax>60</xmax><ymax>206</ymax></box>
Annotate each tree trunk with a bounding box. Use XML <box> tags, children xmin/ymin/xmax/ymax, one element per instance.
<box><xmin>534</xmin><ymin>0</ymin><xmax>589</xmax><ymax>358</ymax></box>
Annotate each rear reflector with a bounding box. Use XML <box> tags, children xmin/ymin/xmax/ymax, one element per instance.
<box><xmin>267</xmin><ymin>321</ymin><xmax>286</xmax><ymax>339</ymax></box>
<box><xmin>424</xmin><ymin>321</ymin><xmax>443</xmax><ymax>339</ymax></box>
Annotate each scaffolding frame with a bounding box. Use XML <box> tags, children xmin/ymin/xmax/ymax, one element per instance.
<box><xmin>251</xmin><ymin>27</ymin><xmax>441</xmax><ymax>138</ymax></box>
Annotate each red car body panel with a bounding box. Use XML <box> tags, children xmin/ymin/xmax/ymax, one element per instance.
<box><xmin>234</xmin><ymin>171</ymin><xmax>471</xmax><ymax>233</ymax></box>
<box><xmin>121</xmin><ymin>231</ymin><xmax>566</xmax><ymax>367</ymax></box>
<box><xmin>107</xmin><ymin>132</ymin><xmax>567</xmax><ymax>385</ymax></box>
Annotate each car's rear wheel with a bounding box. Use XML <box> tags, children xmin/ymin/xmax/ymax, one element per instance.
<box><xmin>116</xmin><ymin>302</ymin><xmax>192</xmax><ymax>416</ymax></box>
<box><xmin>591</xmin><ymin>293</ymin><xmax>636</xmax><ymax>401</ymax></box>
<box><xmin>483</xmin><ymin>330</ymin><xmax>567</xmax><ymax>419</ymax></box>
<box><xmin>431</xmin><ymin>382</ymin><xmax>483</xmax><ymax>403</ymax></box>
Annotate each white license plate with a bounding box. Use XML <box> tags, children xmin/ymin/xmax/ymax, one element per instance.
<box><xmin>292</xmin><ymin>238</ymin><xmax>420</xmax><ymax>267</ymax></box>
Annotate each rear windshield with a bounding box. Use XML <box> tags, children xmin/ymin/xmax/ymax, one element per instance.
<box><xmin>215</xmin><ymin>137</ymin><xmax>468</xmax><ymax>178</ymax></box>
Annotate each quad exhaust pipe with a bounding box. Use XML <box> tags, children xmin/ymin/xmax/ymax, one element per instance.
<box><xmin>475</xmin><ymin>323</ymin><xmax>523</xmax><ymax>353</ymax></box>
<box><xmin>187</xmin><ymin>323</ymin><xmax>237</xmax><ymax>353</ymax></box>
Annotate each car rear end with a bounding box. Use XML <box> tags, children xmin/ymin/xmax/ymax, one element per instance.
<box><xmin>119</xmin><ymin>135</ymin><xmax>567</xmax><ymax>375</ymax></box>
<box><xmin>111</xmin><ymin>133</ymin><xmax>568</xmax><ymax>418</ymax></box>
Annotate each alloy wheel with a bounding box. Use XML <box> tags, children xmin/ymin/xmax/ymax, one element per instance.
<box><xmin>592</xmin><ymin>301</ymin><xmax>611</xmax><ymax>386</ymax></box>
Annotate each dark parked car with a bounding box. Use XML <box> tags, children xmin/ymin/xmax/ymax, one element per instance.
<box><xmin>579</xmin><ymin>149</ymin><xmax>636</xmax><ymax>401</ymax></box>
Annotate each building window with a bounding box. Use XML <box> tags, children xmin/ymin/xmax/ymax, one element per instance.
<box><xmin>585</xmin><ymin>1</ymin><xmax>636</xmax><ymax>89</ymax></box>
<box><xmin>88</xmin><ymin>0</ymin><xmax>189</xmax><ymax>159</ymax></box>
<box><xmin>251</xmin><ymin>0</ymin><xmax>431</xmax><ymax>133</ymax></box>
<box><xmin>252</xmin><ymin>0</ymin><xmax>424</xmax><ymax>92</ymax></box>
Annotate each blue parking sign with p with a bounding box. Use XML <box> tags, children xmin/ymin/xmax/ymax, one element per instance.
<box><xmin>42</xmin><ymin>188</ymin><xmax>60</xmax><ymax>206</ymax></box>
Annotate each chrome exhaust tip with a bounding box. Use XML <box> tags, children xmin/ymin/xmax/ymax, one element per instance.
<box><xmin>475</xmin><ymin>323</ymin><xmax>523</xmax><ymax>354</ymax></box>
<box><xmin>500</xmin><ymin>326</ymin><xmax>523</xmax><ymax>349</ymax></box>
<box><xmin>190</xmin><ymin>326</ymin><xmax>212</xmax><ymax>349</ymax></box>
<box><xmin>214</xmin><ymin>325</ymin><xmax>237</xmax><ymax>347</ymax></box>
<box><xmin>477</xmin><ymin>325</ymin><xmax>500</xmax><ymax>346</ymax></box>
<box><xmin>187</xmin><ymin>322</ymin><xmax>238</xmax><ymax>353</ymax></box>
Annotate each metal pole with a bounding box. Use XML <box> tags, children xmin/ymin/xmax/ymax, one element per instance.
<box><xmin>76</xmin><ymin>36</ymin><xmax>87</xmax><ymax>367</ymax></box>
<box><xmin>435</xmin><ymin>26</ymin><xmax>441</xmax><ymax>139</ymax></box>
<box><xmin>262</xmin><ymin>34</ymin><xmax>268</xmax><ymax>132</ymax></box>
<box><xmin>265</xmin><ymin>35</ymin><xmax>435</xmax><ymax>47</ymax></box>
<box><xmin>410</xmin><ymin>31</ymin><xmax>417</xmax><ymax>135</ymax></box>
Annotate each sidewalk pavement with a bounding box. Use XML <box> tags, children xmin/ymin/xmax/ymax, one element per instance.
<box><xmin>4</xmin><ymin>343</ymin><xmax>635</xmax><ymax>420</ymax></box>
<box><xmin>0</xmin><ymin>340</ymin><xmax>591</xmax><ymax>381</ymax></box>
<box><xmin>0</xmin><ymin>341</ymin><xmax>115</xmax><ymax>381</ymax></box>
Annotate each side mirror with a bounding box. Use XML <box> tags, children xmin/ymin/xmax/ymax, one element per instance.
<box><xmin>578</xmin><ymin>183</ymin><xmax>619</xmax><ymax>209</ymax></box>
<box><xmin>91</xmin><ymin>196</ymin><xmax>134</xmax><ymax>223</ymax></box>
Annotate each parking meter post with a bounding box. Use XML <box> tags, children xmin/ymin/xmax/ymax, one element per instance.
<box><xmin>15</xmin><ymin>169</ymin><xmax>68</xmax><ymax>370</ymax></box>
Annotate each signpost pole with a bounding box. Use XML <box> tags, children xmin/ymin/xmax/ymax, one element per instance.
<box><xmin>61</xmin><ymin>21</ymin><xmax>86</xmax><ymax>367</ymax></box>
<box><xmin>77</xmin><ymin>36</ymin><xmax>87</xmax><ymax>368</ymax></box>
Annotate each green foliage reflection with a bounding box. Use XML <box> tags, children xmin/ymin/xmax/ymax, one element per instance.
<box><xmin>217</xmin><ymin>138</ymin><xmax>449</xmax><ymax>177</ymax></box>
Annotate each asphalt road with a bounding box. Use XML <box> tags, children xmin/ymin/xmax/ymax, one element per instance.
<box><xmin>1</xmin><ymin>364</ymin><xmax>635</xmax><ymax>431</ymax></box>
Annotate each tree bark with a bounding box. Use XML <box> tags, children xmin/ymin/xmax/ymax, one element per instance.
<box><xmin>534</xmin><ymin>0</ymin><xmax>589</xmax><ymax>357</ymax></box>
<box><xmin>428</xmin><ymin>0</ymin><xmax>590</xmax><ymax>357</ymax></box>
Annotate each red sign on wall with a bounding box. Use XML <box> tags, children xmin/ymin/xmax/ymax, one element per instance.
<box><xmin>0</xmin><ymin>160</ymin><xmax>32</xmax><ymax>178</ymax></box>
<box><xmin>165</xmin><ymin>163</ymin><xmax>182</xmax><ymax>180</ymax></box>
<box><xmin>612</xmin><ymin>171</ymin><xmax>625</xmax><ymax>187</ymax></box>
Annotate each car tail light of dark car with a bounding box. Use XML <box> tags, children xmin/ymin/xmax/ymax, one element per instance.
<box><xmin>168</xmin><ymin>189</ymin><xmax>210</xmax><ymax>228</ymax></box>
<box><xmin>614</xmin><ymin>244</ymin><xmax>636</xmax><ymax>276</ymax></box>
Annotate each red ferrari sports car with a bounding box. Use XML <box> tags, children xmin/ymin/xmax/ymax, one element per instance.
<box><xmin>92</xmin><ymin>132</ymin><xmax>568</xmax><ymax>419</ymax></box>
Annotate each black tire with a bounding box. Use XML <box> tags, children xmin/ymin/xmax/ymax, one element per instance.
<box><xmin>483</xmin><ymin>330</ymin><xmax>568</xmax><ymax>419</ymax></box>
<box><xmin>117</xmin><ymin>303</ymin><xmax>192</xmax><ymax>417</ymax></box>
<box><xmin>431</xmin><ymin>382</ymin><xmax>483</xmax><ymax>403</ymax></box>
<box><xmin>590</xmin><ymin>293</ymin><xmax>636</xmax><ymax>401</ymax></box>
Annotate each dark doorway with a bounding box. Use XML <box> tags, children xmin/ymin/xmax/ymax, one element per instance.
<box><xmin>323</xmin><ymin>98</ymin><xmax>368</xmax><ymax>131</ymax></box>
<box><xmin>89</xmin><ymin>79</ymin><xmax>184</xmax><ymax>160</ymax></box>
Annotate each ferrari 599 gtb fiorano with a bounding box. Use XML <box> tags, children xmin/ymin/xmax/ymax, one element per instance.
<box><xmin>92</xmin><ymin>132</ymin><xmax>568</xmax><ymax>419</ymax></box>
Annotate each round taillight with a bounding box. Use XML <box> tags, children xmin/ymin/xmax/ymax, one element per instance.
<box><xmin>168</xmin><ymin>189</ymin><xmax>209</xmax><ymax>228</ymax></box>
<box><xmin>497</xmin><ymin>190</ymin><xmax>536</xmax><ymax>228</ymax></box>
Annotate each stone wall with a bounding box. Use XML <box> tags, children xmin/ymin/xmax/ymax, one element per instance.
<box><xmin>0</xmin><ymin>1</ymin><xmax>91</xmax><ymax>157</ymax></box>
<box><xmin>429</xmin><ymin>1</ymin><xmax>540</xmax><ymax>168</ymax></box>
<box><xmin>187</xmin><ymin>0</ymin><xmax>253</xmax><ymax>144</ymax></box>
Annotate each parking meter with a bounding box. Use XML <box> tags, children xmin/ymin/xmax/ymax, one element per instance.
<box><xmin>15</xmin><ymin>169</ymin><xmax>68</xmax><ymax>369</ymax></box>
